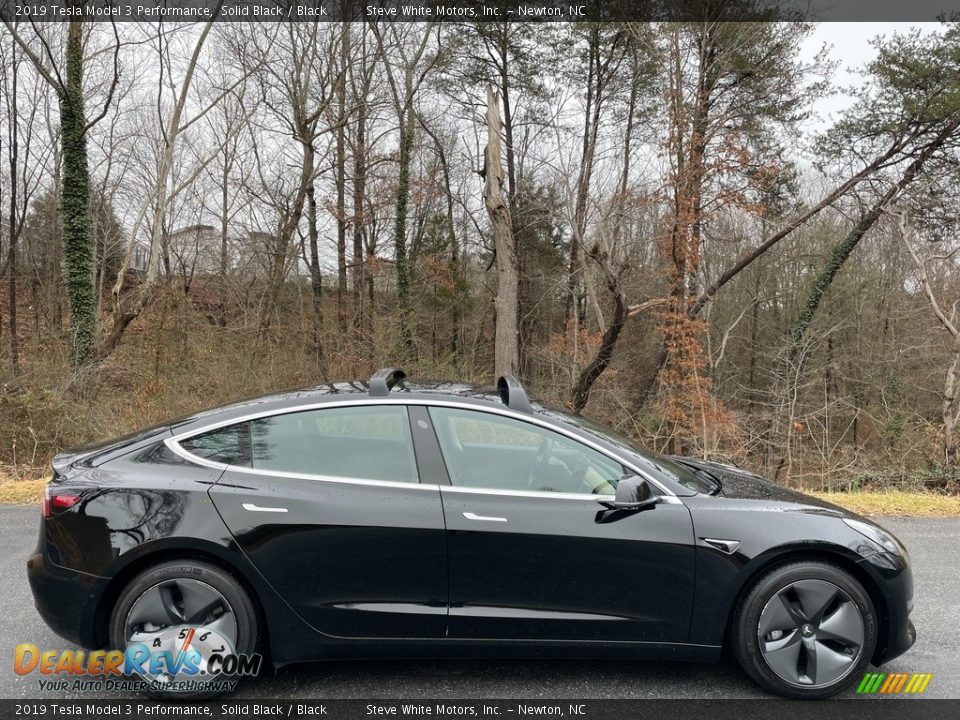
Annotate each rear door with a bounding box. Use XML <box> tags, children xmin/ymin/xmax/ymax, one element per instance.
<box><xmin>192</xmin><ymin>403</ymin><xmax>448</xmax><ymax>639</ymax></box>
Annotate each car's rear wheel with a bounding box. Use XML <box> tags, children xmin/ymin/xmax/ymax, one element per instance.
<box><xmin>732</xmin><ymin>560</ymin><xmax>877</xmax><ymax>699</ymax></box>
<box><xmin>109</xmin><ymin>559</ymin><xmax>259</xmax><ymax>698</ymax></box>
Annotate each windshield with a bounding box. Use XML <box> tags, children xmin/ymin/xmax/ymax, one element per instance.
<box><xmin>541</xmin><ymin>409</ymin><xmax>715</xmax><ymax>495</ymax></box>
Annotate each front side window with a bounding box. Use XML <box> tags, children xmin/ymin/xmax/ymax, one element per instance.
<box><xmin>249</xmin><ymin>405</ymin><xmax>418</xmax><ymax>483</ymax></box>
<box><xmin>428</xmin><ymin>407</ymin><xmax>623</xmax><ymax>495</ymax></box>
<box><xmin>544</xmin><ymin>409</ymin><xmax>711</xmax><ymax>494</ymax></box>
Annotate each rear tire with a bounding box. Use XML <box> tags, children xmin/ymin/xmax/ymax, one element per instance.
<box><xmin>732</xmin><ymin>560</ymin><xmax>877</xmax><ymax>699</ymax></box>
<box><xmin>109</xmin><ymin>559</ymin><xmax>260</xmax><ymax>699</ymax></box>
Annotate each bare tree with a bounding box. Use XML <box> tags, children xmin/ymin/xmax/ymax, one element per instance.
<box><xmin>238</xmin><ymin>21</ymin><xmax>338</xmax><ymax>355</ymax></box>
<box><xmin>568</xmin><ymin>38</ymin><xmax>655</xmax><ymax>410</ymax></box>
<box><xmin>103</xmin><ymin>9</ymin><xmax>262</xmax><ymax>357</ymax></box>
<box><xmin>2</xmin><ymin>33</ymin><xmax>22</xmax><ymax>373</ymax></box>
<box><xmin>203</xmin><ymin>83</ymin><xmax>250</xmax><ymax>326</ymax></box>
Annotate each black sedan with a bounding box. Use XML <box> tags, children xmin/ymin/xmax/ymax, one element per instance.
<box><xmin>27</xmin><ymin>369</ymin><xmax>915</xmax><ymax>699</ymax></box>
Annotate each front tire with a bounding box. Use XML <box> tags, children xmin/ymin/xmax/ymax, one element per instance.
<box><xmin>732</xmin><ymin>560</ymin><xmax>877</xmax><ymax>699</ymax></box>
<box><xmin>109</xmin><ymin>559</ymin><xmax>260</xmax><ymax>699</ymax></box>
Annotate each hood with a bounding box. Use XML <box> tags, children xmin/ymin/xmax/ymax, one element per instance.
<box><xmin>671</xmin><ymin>457</ymin><xmax>853</xmax><ymax>516</ymax></box>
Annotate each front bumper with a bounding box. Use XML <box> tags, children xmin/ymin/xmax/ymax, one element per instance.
<box><xmin>857</xmin><ymin>551</ymin><xmax>915</xmax><ymax>665</ymax></box>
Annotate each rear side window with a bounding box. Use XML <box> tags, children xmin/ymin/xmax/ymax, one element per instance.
<box><xmin>249</xmin><ymin>405</ymin><xmax>418</xmax><ymax>483</ymax></box>
<box><xmin>180</xmin><ymin>423</ymin><xmax>251</xmax><ymax>466</ymax></box>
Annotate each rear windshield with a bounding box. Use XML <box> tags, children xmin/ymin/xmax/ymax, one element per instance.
<box><xmin>70</xmin><ymin>425</ymin><xmax>173</xmax><ymax>467</ymax></box>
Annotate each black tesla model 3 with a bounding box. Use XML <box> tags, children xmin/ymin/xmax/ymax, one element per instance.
<box><xmin>27</xmin><ymin>369</ymin><xmax>915</xmax><ymax>699</ymax></box>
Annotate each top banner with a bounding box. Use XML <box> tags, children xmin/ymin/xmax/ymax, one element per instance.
<box><xmin>1</xmin><ymin>0</ymin><xmax>958</xmax><ymax>23</ymax></box>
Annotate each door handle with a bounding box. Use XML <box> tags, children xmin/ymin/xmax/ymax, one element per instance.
<box><xmin>242</xmin><ymin>503</ymin><xmax>288</xmax><ymax>513</ymax></box>
<box><xmin>462</xmin><ymin>511</ymin><xmax>508</xmax><ymax>523</ymax></box>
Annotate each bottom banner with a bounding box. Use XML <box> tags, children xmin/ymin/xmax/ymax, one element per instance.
<box><xmin>2</xmin><ymin>699</ymin><xmax>959</xmax><ymax>720</ymax></box>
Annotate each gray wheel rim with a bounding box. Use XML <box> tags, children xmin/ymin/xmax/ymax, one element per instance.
<box><xmin>757</xmin><ymin>578</ymin><xmax>864</xmax><ymax>688</ymax></box>
<box><xmin>124</xmin><ymin>578</ymin><xmax>237</xmax><ymax>685</ymax></box>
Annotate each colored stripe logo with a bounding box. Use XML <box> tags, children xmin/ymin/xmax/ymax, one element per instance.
<box><xmin>857</xmin><ymin>672</ymin><xmax>933</xmax><ymax>694</ymax></box>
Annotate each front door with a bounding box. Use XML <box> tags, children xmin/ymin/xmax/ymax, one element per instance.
<box><xmin>196</xmin><ymin>404</ymin><xmax>447</xmax><ymax>639</ymax></box>
<box><xmin>426</xmin><ymin>405</ymin><xmax>696</xmax><ymax>642</ymax></box>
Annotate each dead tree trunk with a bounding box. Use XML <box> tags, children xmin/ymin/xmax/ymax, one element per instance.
<box><xmin>483</xmin><ymin>85</ymin><xmax>519</xmax><ymax>378</ymax></box>
<box><xmin>898</xmin><ymin>208</ymin><xmax>960</xmax><ymax>467</ymax></box>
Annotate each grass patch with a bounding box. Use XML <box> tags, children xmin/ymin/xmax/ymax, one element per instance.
<box><xmin>811</xmin><ymin>490</ymin><xmax>960</xmax><ymax>517</ymax></box>
<box><xmin>0</xmin><ymin>476</ymin><xmax>46</xmax><ymax>505</ymax></box>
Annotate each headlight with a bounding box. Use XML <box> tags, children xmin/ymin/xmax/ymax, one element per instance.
<box><xmin>844</xmin><ymin>518</ymin><xmax>908</xmax><ymax>557</ymax></box>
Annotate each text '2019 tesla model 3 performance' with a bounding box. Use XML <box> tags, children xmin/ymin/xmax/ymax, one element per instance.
<box><xmin>27</xmin><ymin>368</ymin><xmax>915</xmax><ymax>698</ymax></box>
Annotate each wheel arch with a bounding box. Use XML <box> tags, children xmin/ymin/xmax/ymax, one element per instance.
<box><xmin>92</xmin><ymin>540</ymin><xmax>271</xmax><ymax>662</ymax></box>
<box><xmin>721</xmin><ymin>546</ymin><xmax>890</xmax><ymax>664</ymax></box>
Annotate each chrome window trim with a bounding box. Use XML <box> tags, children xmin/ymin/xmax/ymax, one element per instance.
<box><xmin>165</xmin><ymin>438</ymin><xmax>232</xmax><ymax>471</ymax></box>
<box><xmin>227</xmin><ymin>462</ymin><xmax>438</xmax><ymax>491</ymax></box>
<box><xmin>443</xmin><ymin>484</ymin><xmax>682</xmax><ymax>505</ymax></box>
<box><xmin>165</xmin><ymin>397</ymin><xmax>677</xmax><ymax>498</ymax></box>
<box><xmin>448</xmin><ymin>485</ymin><xmax>611</xmax><ymax>501</ymax></box>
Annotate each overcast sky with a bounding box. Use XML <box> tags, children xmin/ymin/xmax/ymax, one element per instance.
<box><xmin>803</xmin><ymin>22</ymin><xmax>945</xmax><ymax>126</ymax></box>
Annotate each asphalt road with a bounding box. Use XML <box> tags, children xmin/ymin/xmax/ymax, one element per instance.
<box><xmin>1</xmin><ymin>506</ymin><xmax>957</xmax><ymax>700</ymax></box>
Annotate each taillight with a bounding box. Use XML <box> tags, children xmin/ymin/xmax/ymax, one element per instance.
<box><xmin>42</xmin><ymin>485</ymin><xmax>83</xmax><ymax>518</ymax></box>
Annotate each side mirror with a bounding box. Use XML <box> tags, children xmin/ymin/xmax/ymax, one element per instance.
<box><xmin>601</xmin><ymin>475</ymin><xmax>660</xmax><ymax>510</ymax></box>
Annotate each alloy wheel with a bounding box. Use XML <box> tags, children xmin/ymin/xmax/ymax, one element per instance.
<box><xmin>124</xmin><ymin>578</ymin><xmax>238</xmax><ymax>685</ymax></box>
<box><xmin>757</xmin><ymin>578</ymin><xmax>864</xmax><ymax>687</ymax></box>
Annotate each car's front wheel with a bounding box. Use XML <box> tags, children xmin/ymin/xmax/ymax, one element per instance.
<box><xmin>108</xmin><ymin>559</ymin><xmax>260</xmax><ymax>698</ymax></box>
<box><xmin>732</xmin><ymin>560</ymin><xmax>877</xmax><ymax>699</ymax></box>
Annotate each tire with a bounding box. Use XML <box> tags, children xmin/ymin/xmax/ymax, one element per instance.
<box><xmin>731</xmin><ymin>560</ymin><xmax>877</xmax><ymax>699</ymax></box>
<box><xmin>109</xmin><ymin>559</ymin><xmax>260</xmax><ymax>699</ymax></box>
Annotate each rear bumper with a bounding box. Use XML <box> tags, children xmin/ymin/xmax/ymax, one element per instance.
<box><xmin>27</xmin><ymin>547</ymin><xmax>104</xmax><ymax>649</ymax></box>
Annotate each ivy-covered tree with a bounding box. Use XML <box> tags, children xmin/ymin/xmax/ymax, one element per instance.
<box><xmin>3</xmin><ymin>13</ymin><xmax>120</xmax><ymax>366</ymax></box>
<box><xmin>791</xmin><ymin>27</ymin><xmax>960</xmax><ymax>366</ymax></box>
<box><xmin>59</xmin><ymin>21</ymin><xmax>95</xmax><ymax>364</ymax></box>
<box><xmin>372</xmin><ymin>22</ymin><xmax>440</xmax><ymax>349</ymax></box>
